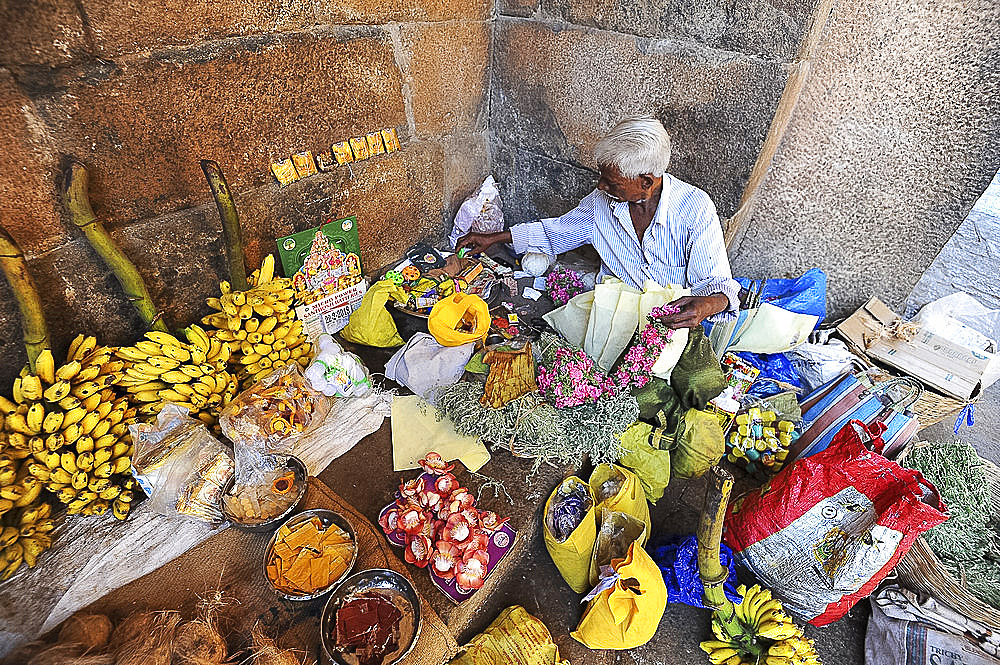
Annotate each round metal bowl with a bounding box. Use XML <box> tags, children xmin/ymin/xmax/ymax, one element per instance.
<box><xmin>262</xmin><ymin>508</ymin><xmax>358</xmax><ymax>602</ymax></box>
<box><xmin>319</xmin><ymin>568</ymin><xmax>421</xmax><ymax>665</ymax></box>
<box><xmin>221</xmin><ymin>454</ymin><xmax>308</xmax><ymax>532</ymax></box>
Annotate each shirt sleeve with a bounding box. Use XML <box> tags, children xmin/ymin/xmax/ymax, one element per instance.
<box><xmin>685</xmin><ymin>195</ymin><xmax>741</xmax><ymax>321</ymax></box>
<box><xmin>509</xmin><ymin>191</ymin><xmax>598</xmax><ymax>256</ymax></box>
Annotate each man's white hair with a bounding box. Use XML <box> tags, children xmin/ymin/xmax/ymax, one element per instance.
<box><xmin>594</xmin><ymin>116</ymin><xmax>672</xmax><ymax>178</ymax></box>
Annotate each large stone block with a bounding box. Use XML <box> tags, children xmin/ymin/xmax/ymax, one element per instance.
<box><xmin>314</xmin><ymin>0</ymin><xmax>489</xmax><ymax>24</ymax></box>
<box><xmin>491</xmin><ymin>140</ymin><xmax>597</xmax><ymax>226</ymax></box>
<box><xmin>0</xmin><ymin>70</ymin><xmax>69</xmax><ymax>255</ymax></box>
<box><xmin>442</xmin><ymin>131</ymin><xmax>491</xmax><ymax>221</ymax></box>
<box><xmin>0</xmin><ymin>0</ymin><xmax>89</xmax><ymax>67</ymax></box>
<box><xmin>31</xmin><ymin>29</ymin><xmax>407</xmax><ymax>227</ymax></box>
<box><xmin>236</xmin><ymin>141</ymin><xmax>447</xmax><ymax>275</ymax></box>
<box><xmin>497</xmin><ymin>0</ymin><xmax>539</xmax><ymax>17</ymax></box>
<box><xmin>81</xmin><ymin>0</ymin><xmax>315</xmax><ymax>57</ymax></box>
<box><xmin>730</xmin><ymin>0</ymin><xmax>1000</xmax><ymax>316</ymax></box>
<box><xmin>491</xmin><ymin>19</ymin><xmax>788</xmax><ymax>218</ymax></box>
<box><xmin>402</xmin><ymin>21</ymin><xmax>490</xmax><ymax>138</ymax></box>
<box><xmin>541</xmin><ymin>0</ymin><xmax>817</xmax><ymax>61</ymax></box>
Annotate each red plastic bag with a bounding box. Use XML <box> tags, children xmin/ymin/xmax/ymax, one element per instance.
<box><xmin>723</xmin><ymin>420</ymin><xmax>948</xmax><ymax>626</ymax></box>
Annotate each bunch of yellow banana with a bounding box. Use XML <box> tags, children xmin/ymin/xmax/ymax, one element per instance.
<box><xmin>115</xmin><ymin>325</ymin><xmax>237</xmax><ymax>429</ymax></box>
<box><xmin>701</xmin><ymin>584</ymin><xmax>822</xmax><ymax>665</ymax></box>
<box><xmin>0</xmin><ymin>338</ymin><xmax>138</xmax><ymax>521</ymax></box>
<box><xmin>200</xmin><ymin>255</ymin><xmax>312</xmax><ymax>390</ymax></box>
<box><xmin>0</xmin><ymin>501</ymin><xmax>56</xmax><ymax>579</ymax></box>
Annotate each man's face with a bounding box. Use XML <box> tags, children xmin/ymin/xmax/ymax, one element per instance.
<box><xmin>597</xmin><ymin>165</ymin><xmax>656</xmax><ymax>204</ymax></box>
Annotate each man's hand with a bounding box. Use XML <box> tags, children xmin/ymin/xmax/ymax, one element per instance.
<box><xmin>456</xmin><ymin>230</ymin><xmax>511</xmax><ymax>255</ymax></box>
<box><xmin>657</xmin><ymin>294</ymin><xmax>730</xmax><ymax>328</ymax></box>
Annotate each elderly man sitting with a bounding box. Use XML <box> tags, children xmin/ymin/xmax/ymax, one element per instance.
<box><xmin>459</xmin><ymin>117</ymin><xmax>739</xmax><ymax>328</ymax></box>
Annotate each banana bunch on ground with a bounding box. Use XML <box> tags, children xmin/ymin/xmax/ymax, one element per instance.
<box><xmin>115</xmin><ymin>326</ymin><xmax>237</xmax><ymax>429</ymax></box>
<box><xmin>0</xmin><ymin>339</ymin><xmax>138</xmax><ymax>521</ymax></box>
<box><xmin>200</xmin><ymin>255</ymin><xmax>312</xmax><ymax>390</ymax></box>
<box><xmin>0</xmin><ymin>501</ymin><xmax>56</xmax><ymax>579</ymax></box>
<box><xmin>701</xmin><ymin>584</ymin><xmax>822</xmax><ymax>665</ymax></box>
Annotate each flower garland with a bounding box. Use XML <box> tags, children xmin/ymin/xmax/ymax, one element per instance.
<box><xmin>537</xmin><ymin>344</ymin><xmax>617</xmax><ymax>409</ymax></box>
<box><xmin>545</xmin><ymin>266</ymin><xmax>588</xmax><ymax>306</ymax></box>
<box><xmin>614</xmin><ymin>303</ymin><xmax>682</xmax><ymax>391</ymax></box>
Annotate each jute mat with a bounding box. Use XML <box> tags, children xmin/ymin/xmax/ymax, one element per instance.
<box><xmin>82</xmin><ymin>478</ymin><xmax>459</xmax><ymax>664</ymax></box>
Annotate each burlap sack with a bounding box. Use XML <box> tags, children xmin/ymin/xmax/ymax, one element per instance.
<box><xmin>81</xmin><ymin>479</ymin><xmax>458</xmax><ymax>664</ymax></box>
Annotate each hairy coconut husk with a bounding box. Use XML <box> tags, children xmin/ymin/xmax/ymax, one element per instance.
<box><xmin>249</xmin><ymin>624</ymin><xmax>301</xmax><ymax>665</ymax></box>
<box><xmin>112</xmin><ymin>611</ymin><xmax>180</xmax><ymax>665</ymax></box>
<box><xmin>58</xmin><ymin>614</ymin><xmax>113</xmax><ymax>654</ymax></box>
<box><xmin>2</xmin><ymin>640</ymin><xmax>45</xmax><ymax>665</ymax></box>
<box><xmin>172</xmin><ymin>619</ymin><xmax>227</xmax><ymax>665</ymax></box>
<box><xmin>28</xmin><ymin>643</ymin><xmax>113</xmax><ymax>665</ymax></box>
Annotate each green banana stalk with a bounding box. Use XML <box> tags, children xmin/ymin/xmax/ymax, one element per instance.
<box><xmin>201</xmin><ymin>159</ymin><xmax>248</xmax><ymax>292</ymax></box>
<box><xmin>0</xmin><ymin>228</ymin><xmax>49</xmax><ymax>372</ymax></box>
<box><xmin>62</xmin><ymin>161</ymin><xmax>169</xmax><ymax>332</ymax></box>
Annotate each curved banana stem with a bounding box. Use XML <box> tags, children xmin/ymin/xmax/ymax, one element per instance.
<box><xmin>0</xmin><ymin>227</ymin><xmax>50</xmax><ymax>372</ymax></box>
<box><xmin>62</xmin><ymin>161</ymin><xmax>168</xmax><ymax>332</ymax></box>
<box><xmin>698</xmin><ymin>466</ymin><xmax>763</xmax><ymax>652</ymax></box>
<box><xmin>201</xmin><ymin>159</ymin><xmax>248</xmax><ymax>292</ymax></box>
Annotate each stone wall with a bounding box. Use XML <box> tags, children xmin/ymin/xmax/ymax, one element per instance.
<box><xmin>489</xmin><ymin>0</ymin><xmax>820</xmax><ymax>226</ymax></box>
<box><xmin>0</xmin><ymin>2</ymin><xmax>491</xmax><ymax>385</ymax></box>
<box><xmin>729</xmin><ymin>0</ymin><xmax>1000</xmax><ymax>317</ymax></box>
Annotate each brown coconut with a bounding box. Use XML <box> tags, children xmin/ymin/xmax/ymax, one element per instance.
<box><xmin>112</xmin><ymin>611</ymin><xmax>180</xmax><ymax>665</ymax></box>
<box><xmin>57</xmin><ymin>614</ymin><xmax>113</xmax><ymax>654</ymax></box>
<box><xmin>172</xmin><ymin>619</ymin><xmax>227</xmax><ymax>665</ymax></box>
<box><xmin>249</xmin><ymin>624</ymin><xmax>301</xmax><ymax>665</ymax></box>
<box><xmin>27</xmin><ymin>643</ymin><xmax>113</xmax><ymax>665</ymax></box>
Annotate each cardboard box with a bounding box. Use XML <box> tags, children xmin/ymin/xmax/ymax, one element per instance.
<box><xmin>836</xmin><ymin>297</ymin><xmax>989</xmax><ymax>400</ymax></box>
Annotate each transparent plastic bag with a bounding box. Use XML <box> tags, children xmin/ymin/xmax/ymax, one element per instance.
<box><xmin>304</xmin><ymin>334</ymin><xmax>372</xmax><ymax>398</ymax></box>
<box><xmin>448</xmin><ymin>176</ymin><xmax>504</xmax><ymax>248</ymax></box>
<box><xmin>221</xmin><ymin>446</ymin><xmax>303</xmax><ymax>525</ymax></box>
<box><xmin>219</xmin><ymin>363</ymin><xmax>331</xmax><ymax>450</ymax></box>
<box><xmin>589</xmin><ymin>509</ymin><xmax>647</xmax><ymax>588</ymax></box>
<box><xmin>130</xmin><ymin>406</ymin><xmax>234</xmax><ymax>525</ymax></box>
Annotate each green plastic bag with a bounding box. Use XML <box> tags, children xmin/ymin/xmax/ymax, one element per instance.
<box><xmin>340</xmin><ymin>279</ymin><xmax>406</xmax><ymax>347</ymax></box>
<box><xmin>618</xmin><ymin>422</ymin><xmax>673</xmax><ymax>503</ymax></box>
<box><xmin>670</xmin><ymin>408</ymin><xmax>725</xmax><ymax>479</ymax></box>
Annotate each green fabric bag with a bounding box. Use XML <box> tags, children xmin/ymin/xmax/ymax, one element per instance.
<box><xmin>631</xmin><ymin>377</ymin><xmax>678</xmax><ymax>423</ymax></box>
<box><xmin>670</xmin><ymin>408</ymin><xmax>725</xmax><ymax>479</ymax></box>
<box><xmin>618</xmin><ymin>422</ymin><xmax>673</xmax><ymax>503</ymax></box>
<box><xmin>669</xmin><ymin>327</ymin><xmax>726</xmax><ymax>411</ymax></box>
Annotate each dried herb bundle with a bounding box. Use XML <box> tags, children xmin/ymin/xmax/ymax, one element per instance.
<box><xmin>436</xmin><ymin>380</ymin><xmax>638</xmax><ymax>470</ymax></box>
<box><xmin>907</xmin><ymin>439</ymin><xmax>1000</xmax><ymax>609</ymax></box>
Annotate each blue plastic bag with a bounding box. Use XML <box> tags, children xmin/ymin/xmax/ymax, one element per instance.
<box><xmin>733</xmin><ymin>351</ymin><xmax>802</xmax><ymax>399</ymax></box>
<box><xmin>648</xmin><ymin>534</ymin><xmax>741</xmax><ymax>608</ymax></box>
<box><xmin>737</xmin><ymin>268</ymin><xmax>827</xmax><ymax>323</ymax></box>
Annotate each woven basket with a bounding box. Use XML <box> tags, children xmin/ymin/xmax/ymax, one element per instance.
<box><xmin>894</xmin><ymin>445</ymin><xmax>1000</xmax><ymax>629</ymax></box>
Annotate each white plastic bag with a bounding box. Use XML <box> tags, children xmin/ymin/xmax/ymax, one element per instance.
<box><xmin>304</xmin><ymin>333</ymin><xmax>372</xmax><ymax>398</ymax></box>
<box><xmin>385</xmin><ymin>332</ymin><xmax>475</xmax><ymax>403</ymax></box>
<box><xmin>913</xmin><ymin>292</ymin><xmax>1000</xmax><ymax>389</ymax></box>
<box><xmin>449</xmin><ymin>175</ymin><xmax>504</xmax><ymax>248</ymax></box>
<box><xmin>787</xmin><ymin>338</ymin><xmax>856</xmax><ymax>392</ymax></box>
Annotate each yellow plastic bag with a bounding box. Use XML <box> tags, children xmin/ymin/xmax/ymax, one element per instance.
<box><xmin>571</xmin><ymin>540</ymin><xmax>668</xmax><ymax>650</ymax></box>
<box><xmin>618</xmin><ymin>422</ymin><xmax>672</xmax><ymax>503</ymax></box>
<box><xmin>450</xmin><ymin>605</ymin><xmax>569</xmax><ymax>665</ymax></box>
<box><xmin>340</xmin><ymin>279</ymin><xmax>406</xmax><ymax>347</ymax></box>
<box><xmin>590</xmin><ymin>464</ymin><xmax>650</xmax><ymax>539</ymax></box>
<box><xmin>542</xmin><ymin>476</ymin><xmax>597</xmax><ymax>593</ymax></box>
<box><xmin>428</xmin><ymin>292</ymin><xmax>490</xmax><ymax>347</ymax></box>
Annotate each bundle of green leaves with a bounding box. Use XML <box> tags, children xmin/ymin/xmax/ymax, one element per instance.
<box><xmin>907</xmin><ymin>439</ymin><xmax>1000</xmax><ymax>609</ymax></box>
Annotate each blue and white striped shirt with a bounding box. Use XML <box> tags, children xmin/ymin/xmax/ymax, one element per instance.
<box><xmin>510</xmin><ymin>174</ymin><xmax>740</xmax><ymax>318</ymax></box>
